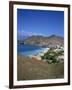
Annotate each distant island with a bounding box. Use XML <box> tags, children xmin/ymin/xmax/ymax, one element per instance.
<box><xmin>18</xmin><ymin>34</ymin><xmax>64</xmax><ymax>48</ymax></box>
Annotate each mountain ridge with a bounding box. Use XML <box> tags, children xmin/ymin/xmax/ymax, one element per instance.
<box><xmin>18</xmin><ymin>34</ymin><xmax>64</xmax><ymax>48</ymax></box>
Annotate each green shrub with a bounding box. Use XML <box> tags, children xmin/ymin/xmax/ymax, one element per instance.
<box><xmin>41</xmin><ymin>49</ymin><xmax>64</xmax><ymax>64</ymax></box>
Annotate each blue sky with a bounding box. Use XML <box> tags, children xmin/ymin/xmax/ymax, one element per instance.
<box><xmin>17</xmin><ymin>9</ymin><xmax>64</xmax><ymax>40</ymax></box>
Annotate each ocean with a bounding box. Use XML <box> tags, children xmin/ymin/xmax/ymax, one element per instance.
<box><xmin>17</xmin><ymin>44</ymin><xmax>49</xmax><ymax>57</ymax></box>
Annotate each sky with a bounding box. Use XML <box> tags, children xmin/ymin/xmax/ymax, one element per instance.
<box><xmin>17</xmin><ymin>9</ymin><xmax>64</xmax><ymax>40</ymax></box>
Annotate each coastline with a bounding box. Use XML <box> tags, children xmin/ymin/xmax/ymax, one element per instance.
<box><xmin>29</xmin><ymin>47</ymin><xmax>49</xmax><ymax>60</ymax></box>
<box><xmin>18</xmin><ymin>44</ymin><xmax>50</xmax><ymax>60</ymax></box>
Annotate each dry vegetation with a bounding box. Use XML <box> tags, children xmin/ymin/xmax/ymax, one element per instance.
<box><xmin>17</xmin><ymin>55</ymin><xmax>64</xmax><ymax>80</ymax></box>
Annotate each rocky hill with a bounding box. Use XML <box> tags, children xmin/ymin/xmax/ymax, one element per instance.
<box><xmin>23</xmin><ymin>35</ymin><xmax>64</xmax><ymax>48</ymax></box>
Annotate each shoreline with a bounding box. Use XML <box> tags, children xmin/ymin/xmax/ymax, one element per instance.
<box><xmin>29</xmin><ymin>48</ymin><xmax>49</xmax><ymax>60</ymax></box>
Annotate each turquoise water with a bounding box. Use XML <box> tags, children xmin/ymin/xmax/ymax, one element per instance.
<box><xmin>17</xmin><ymin>44</ymin><xmax>48</xmax><ymax>56</ymax></box>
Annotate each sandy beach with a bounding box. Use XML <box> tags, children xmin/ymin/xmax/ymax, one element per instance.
<box><xmin>17</xmin><ymin>55</ymin><xmax>64</xmax><ymax>80</ymax></box>
<box><xmin>29</xmin><ymin>48</ymin><xmax>49</xmax><ymax>60</ymax></box>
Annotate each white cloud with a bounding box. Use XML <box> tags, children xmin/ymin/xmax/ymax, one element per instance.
<box><xmin>17</xmin><ymin>30</ymin><xmax>44</xmax><ymax>36</ymax></box>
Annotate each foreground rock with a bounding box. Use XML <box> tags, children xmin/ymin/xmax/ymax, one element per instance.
<box><xmin>17</xmin><ymin>55</ymin><xmax>64</xmax><ymax>80</ymax></box>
